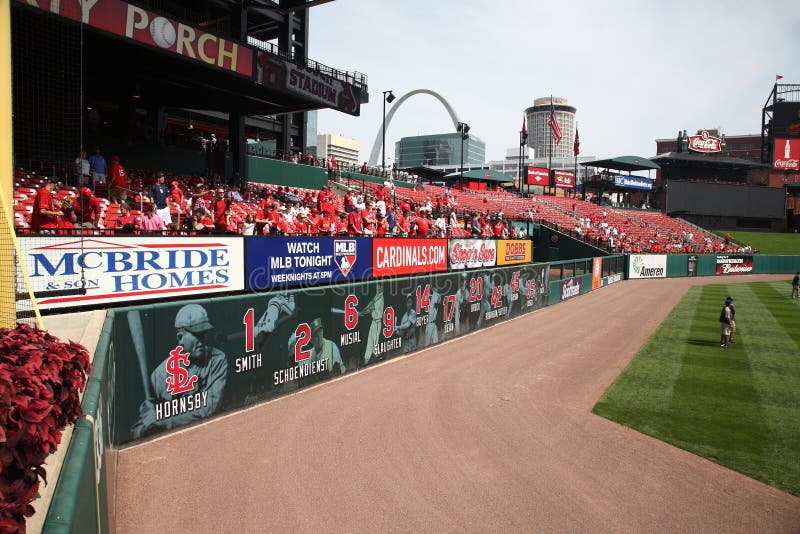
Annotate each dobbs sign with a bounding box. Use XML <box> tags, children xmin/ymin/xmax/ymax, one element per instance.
<box><xmin>496</xmin><ymin>240</ymin><xmax>531</xmax><ymax>266</ymax></box>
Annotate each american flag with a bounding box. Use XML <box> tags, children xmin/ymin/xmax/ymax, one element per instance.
<box><xmin>549</xmin><ymin>100</ymin><xmax>563</xmax><ymax>145</ymax></box>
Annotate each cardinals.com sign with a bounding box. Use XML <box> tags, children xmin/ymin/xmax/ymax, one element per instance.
<box><xmin>19</xmin><ymin>236</ymin><xmax>245</xmax><ymax>310</ymax></box>
<box><xmin>18</xmin><ymin>0</ymin><xmax>254</xmax><ymax>77</ymax></box>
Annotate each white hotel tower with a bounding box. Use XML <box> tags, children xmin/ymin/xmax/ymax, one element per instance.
<box><xmin>525</xmin><ymin>96</ymin><xmax>576</xmax><ymax>159</ymax></box>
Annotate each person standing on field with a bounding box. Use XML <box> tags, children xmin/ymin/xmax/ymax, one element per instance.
<box><xmin>720</xmin><ymin>299</ymin><xmax>732</xmax><ymax>348</ymax></box>
<box><xmin>792</xmin><ymin>272</ymin><xmax>800</xmax><ymax>299</ymax></box>
<box><xmin>725</xmin><ymin>296</ymin><xmax>736</xmax><ymax>344</ymax></box>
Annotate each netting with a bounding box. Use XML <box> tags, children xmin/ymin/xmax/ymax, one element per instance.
<box><xmin>7</xmin><ymin>4</ymin><xmax>87</xmax><ymax>323</ymax></box>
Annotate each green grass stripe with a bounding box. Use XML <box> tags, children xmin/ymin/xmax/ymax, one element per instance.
<box><xmin>730</xmin><ymin>282</ymin><xmax>800</xmax><ymax>492</ymax></box>
<box><xmin>593</xmin><ymin>286</ymin><xmax>700</xmax><ymax>418</ymax></box>
<box><xmin>594</xmin><ymin>281</ymin><xmax>800</xmax><ymax>496</ymax></box>
<box><xmin>712</xmin><ymin>230</ymin><xmax>800</xmax><ymax>255</ymax></box>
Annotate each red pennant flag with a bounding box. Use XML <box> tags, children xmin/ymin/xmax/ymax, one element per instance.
<box><xmin>776</xmin><ymin>74</ymin><xmax>784</xmax><ymax>81</ymax></box>
<box><xmin>573</xmin><ymin>127</ymin><xmax>580</xmax><ymax>157</ymax></box>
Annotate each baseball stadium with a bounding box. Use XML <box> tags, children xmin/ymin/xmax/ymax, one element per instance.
<box><xmin>1</xmin><ymin>1</ymin><xmax>799</xmax><ymax>532</ymax></box>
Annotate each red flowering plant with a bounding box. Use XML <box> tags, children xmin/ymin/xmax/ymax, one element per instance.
<box><xmin>0</xmin><ymin>323</ymin><xmax>91</xmax><ymax>533</ymax></box>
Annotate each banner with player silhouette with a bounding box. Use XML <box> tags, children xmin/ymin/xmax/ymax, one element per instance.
<box><xmin>112</xmin><ymin>263</ymin><xmax>550</xmax><ymax>444</ymax></box>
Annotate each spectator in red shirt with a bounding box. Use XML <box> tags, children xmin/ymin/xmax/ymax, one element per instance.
<box><xmin>210</xmin><ymin>188</ymin><xmax>230</xmax><ymax>234</ymax></box>
<box><xmin>115</xmin><ymin>203</ymin><xmax>139</xmax><ymax>233</ymax></box>
<box><xmin>415</xmin><ymin>212</ymin><xmax>430</xmax><ymax>237</ymax></box>
<box><xmin>31</xmin><ymin>176</ymin><xmax>62</xmax><ymax>232</ymax></box>
<box><xmin>108</xmin><ymin>155</ymin><xmax>128</xmax><ymax>204</ymax></box>
<box><xmin>492</xmin><ymin>215</ymin><xmax>506</xmax><ymax>237</ymax></box>
<box><xmin>73</xmin><ymin>187</ymin><xmax>103</xmax><ymax>228</ymax></box>
<box><xmin>343</xmin><ymin>191</ymin><xmax>354</xmax><ymax>213</ymax></box>
<box><xmin>347</xmin><ymin>205</ymin><xmax>363</xmax><ymax>236</ymax></box>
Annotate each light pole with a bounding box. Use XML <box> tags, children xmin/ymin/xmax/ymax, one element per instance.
<box><xmin>457</xmin><ymin>122</ymin><xmax>470</xmax><ymax>191</ymax></box>
<box><xmin>382</xmin><ymin>90</ymin><xmax>396</xmax><ymax>173</ymax></box>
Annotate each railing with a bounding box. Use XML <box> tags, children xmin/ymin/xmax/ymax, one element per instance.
<box><xmin>248</xmin><ymin>38</ymin><xmax>368</xmax><ymax>91</ymax></box>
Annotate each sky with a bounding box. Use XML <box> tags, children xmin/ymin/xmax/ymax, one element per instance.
<box><xmin>308</xmin><ymin>0</ymin><xmax>799</xmax><ymax>165</ymax></box>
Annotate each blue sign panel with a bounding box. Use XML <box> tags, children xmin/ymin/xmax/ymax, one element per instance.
<box><xmin>245</xmin><ymin>237</ymin><xmax>372</xmax><ymax>289</ymax></box>
<box><xmin>613</xmin><ymin>174</ymin><xmax>653</xmax><ymax>191</ymax></box>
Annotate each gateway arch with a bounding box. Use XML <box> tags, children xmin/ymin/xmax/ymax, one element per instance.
<box><xmin>367</xmin><ymin>89</ymin><xmax>462</xmax><ymax>167</ymax></box>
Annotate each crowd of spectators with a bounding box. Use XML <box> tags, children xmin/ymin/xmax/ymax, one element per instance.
<box><xmin>15</xmin><ymin>158</ymin><xmax>744</xmax><ymax>253</ymax></box>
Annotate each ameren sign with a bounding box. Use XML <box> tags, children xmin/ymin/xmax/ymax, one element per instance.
<box><xmin>629</xmin><ymin>254</ymin><xmax>667</xmax><ymax>279</ymax></box>
<box><xmin>20</xmin><ymin>237</ymin><xmax>245</xmax><ymax>310</ymax></box>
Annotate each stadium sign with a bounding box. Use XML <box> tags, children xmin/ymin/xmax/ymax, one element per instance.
<box><xmin>256</xmin><ymin>54</ymin><xmax>361</xmax><ymax>116</ymax></box>
<box><xmin>245</xmin><ymin>237</ymin><xmax>372</xmax><ymax>290</ymax></box>
<box><xmin>18</xmin><ymin>0</ymin><xmax>254</xmax><ymax>77</ymax></box>
<box><xmin>773</xmin><ymin>138</ymin><xmax>799</xmax><ymax>170</ymax></box>
<box><xmin>715</xmin><ymin>255</ymin><xmax>754</xmax><ymax>275</ymax></box>
<box><xmin>526</xmin><ymin>167</ymin><xmax>549</xmax><ymax>185</ymax></box>
<box><xmin>20</xmin><ymin>236</ymin><xmax>245</xmax><ymax>310</ymax></box>
<box><xmin>688</xmin><ymin>131</ymin><xmax>722</xmax><ymax>153</ymax></box>
<box><xmin>628</xmin><ymin>254</ymin><xmax>666</xmax><ymax>279</ymax></box>
<box><xmin>496</xmin><ymin>240</ymin><xmax>532</xmax><ymax>265</ymax></box>
<box><xmin>553</xmin><ymin>170</ymin><xmax>575</xmax><ymax>189</ymax></box>
<box><xmin>560</xmin><ymin>277</ymin><xmax>582</xmax><ymax>301</ymax></box>
<box><xmin>612</xmin><ymin>175</ymin><xmax>653</xmax><ymax>191</ymax></box>
<box><xmin>372</xmin><ymin>238</ymin><xmax>448</xmax><ymax>276</ymax></box>
<box><xmin>448</xmin><ymin>239</ymin><xmax>497</xmax><ymax>269</ymax></box>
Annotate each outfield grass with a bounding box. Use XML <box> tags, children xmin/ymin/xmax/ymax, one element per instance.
<box><xmin>593</xmin><ymin>280</ymin><xmax>800</xmax><ymax>496</ymax></box>
<box><xmin>713</xmin><ymin>230</ymin><xmax>800</xmax><ymax>255</ymax></box>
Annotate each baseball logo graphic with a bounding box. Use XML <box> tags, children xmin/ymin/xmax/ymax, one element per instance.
<box><xmin>150</xmin><ymin>17</ymin><xmax>177</xmax><ymax>49</ymax></box>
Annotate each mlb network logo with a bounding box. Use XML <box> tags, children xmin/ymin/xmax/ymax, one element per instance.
<box><xmin>334</xmin><ymin>240</ymin><xmax>357</xmax><ymax>276</ymax></box>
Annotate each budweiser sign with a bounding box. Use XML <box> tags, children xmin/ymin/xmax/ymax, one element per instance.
<box><xmin>716</xmin><ymin>255</ymin><xmax>754</xmax><ymax>275</ymax></box>
<box><xmin>773</xmin><ymin>138</ymin><xmax>800</xmax><ymax>170</ymax></box>
<box><xmin>688</xmin><ymin>131</ymin><xmax>722</xmax><ymax>153</ymax></box>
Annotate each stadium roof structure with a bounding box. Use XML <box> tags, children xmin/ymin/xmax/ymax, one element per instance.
<box><xmin>443</xmin><ymin>169</ymin><xmax>515</xmax><ymax>182</ymax></box>
<box><xmin>650</xmin><ymin>152</ymin><xmax>768</xmax><ymax>171</ymax></box>
<box><xmin>580</xmin><ymin>156</ymin><xmax>660</xmax><ymax>172</ymax></box>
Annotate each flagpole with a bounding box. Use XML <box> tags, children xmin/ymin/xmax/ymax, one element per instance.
<box><xmin>573</xmin><ymin>124</ymin><xmax>578</xmax><ymax>200</ymax></box>
<box><xmin>548</xmin><ymin>96</ymin><xmax>553</xmax><ymax>196</ymax></box>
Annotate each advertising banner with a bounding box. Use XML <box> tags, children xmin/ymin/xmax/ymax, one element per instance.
<box><xmin>256</xmin><ymin>54</ymin><xmax>361</xmax><ymax>116</ymax></box>
<box><xmin>772</xmin><ymin>102</ymin><xmax>800</xmax><ymax>138</ymax></box>
<box><xmin>613</xmin><ymin>175</ymin><xmax>654</xmax><ymax>191</ymax></box>
<box><xmin>592</xmin><ymin>257</ymin><xmax>602</xmax><ymax>290</ymax></box>
<box><xmin>448</xmin><ymin>239</ymin><xmax>497</xmax><ymax>269</ymax></box>
<box><xmin>372</xmin><ymin>238</ymin><xmax>448</xmax><ymax>277</ymax></box>
<box><xmin>688</xmin><ymin>131</ymin><xmax>722</xmax><ymax>153</ymax></box>
<box><xmin>553</xmin><ymin>170</ymin><xmax>575</xmax><ymax>189</ymax></box>
<box><xmin>496</xmin><ymin>240</ymin><xmax>532</xmax><ymax>265</ymax></box>
<box><xmin>18</xmin><ymin>0</ymin><xmax>254</xmax><ymax>77</ymax></box>
<box><xmin>715</xmin><ymin>255</ymin><xmax>754</xmax><ymax>275</ymax></box>
<box><xmin>112</xmin><ymin>263</ymin><xmax>550</xmax><ymax>444</ymax></box>
<box><xmin>245</xmin><ymin>237</ymin><xmax>372</xmax><ymax>289</ymax></box>
<box><xmin>629</xmin><ymin>254</ymin><xmax>667</xmax><ymax>279</ymax></box>
<box><xmin>560</xmin><ymin>276</ymin><xmax>582</xmax><ymax>301</ymax></box>
<box><xmin>526</xmin><ymin>166</ymin><xmax>549</xmax><ymax>186</ymax></box>
<box><xmin>773</xmin><ymin>138</ymin><xmax>800</xmax><ymax>170</ymax></box>
<box><xmin>19</xmin><ymin>236</ymin><xmax>244</xmax><ymax>310</ymax></box>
